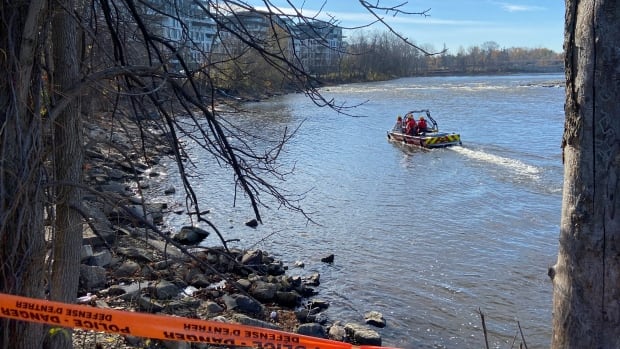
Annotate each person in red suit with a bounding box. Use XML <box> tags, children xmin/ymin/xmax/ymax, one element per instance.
<box><xmin>417</xmin><ymin>116</ymin><xmax>428</xmax><ymax>133</ymax></box>
<box><xmin>405</xmin><ymin>115</ymin><xmax>417</xmax><ymax>135</ymax></box>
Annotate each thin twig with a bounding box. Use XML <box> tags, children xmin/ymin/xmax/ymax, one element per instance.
<box><xmin>517</xmin><ymin>321</ymin><xmax>529</xmax><ymax>349</ymax></box>
<box><xmin>478</xmin><ymin>307</ymin><xmax>490</xmax><ymax>349</ymax></box>
<box><xmin>509</xmin><ymin>327</ymin><xmax>518</xmax><ymax>349</ymax></box>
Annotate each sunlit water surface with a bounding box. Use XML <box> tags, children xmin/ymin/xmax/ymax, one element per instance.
<box><xmin>149</xmin><ymin>74</ymin><xmax>564</xmax><ymax>348</ymax></box>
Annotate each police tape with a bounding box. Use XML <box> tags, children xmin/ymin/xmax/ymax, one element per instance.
<box><xmin>0</xmin><ymin>293</ymin><xmax>399</xmax><ymax>349</ymax></box>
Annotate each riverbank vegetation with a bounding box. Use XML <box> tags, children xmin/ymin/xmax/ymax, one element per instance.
<box><xmin>333</xmin><ymin>32</ymin><xmax>562</xmax><ymax>82</ymax></box>
<box><xmin>215</xmin><ymin>29</ymin><xmax>562</xmax><ymax>98</ymax></box>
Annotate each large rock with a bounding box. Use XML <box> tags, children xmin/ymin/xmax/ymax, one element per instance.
<box><xmin>107</xmin><ymin>281</ymin><xmax>150</xmax><ymax>301</ymax></box>
<box><xmin>82</xmin><ymin>203</ymin><xmax>116</xmax><ymax>246</ymax></box>
<box><xmin>221</xmin><ymin>294</ymin><xmax>263</xmax><ymax>315</ymax></box>
<box><xmin>114</xmin><ymin>260</ymin><xmax>141</xmax><ymax>277</ymax></box>
<box><xmin>344</xmin><ymin>323</ymin><xmax>381</xmax><ymax>346</ymax></box>
<box><xmin>188</xmin><ymin>273</ymin><xmax>211</xmax><ymax>288</ymax></box>
<box><xmin>144</xmin><ymin>202</ymin><xmax>166</xmax><ymax>224</ymax></box>
<box><xmin>364</xmin><ymin>311</ymin><xmax>386</xmax><ymax>328</ymax></box>
<box><xmin>137</xmin><ymin>296</ymin><xmax>164</xmax><ymax>313</ymax></box>
<box><xmin>173</xmin><ymin>226</ymin><xmax>209</xmax><ymax>245</ymax></box>
<box><xmin>308</xmin><ymin>299</ymin><xmax>329</xmax><ymax>311</ymax></box>
<box><xmin>202</xmin><ymin>301</ymin><xmax>224</xmax><ymax>315</ymax></box>
<box><xmin>236</xmin><ymin>279</ymin><xmax>252</xmax><ymax>290</ymax></box>
<box><xmin>275</xmin><ymin>291</ymin><xmax>301</xmax><ymax>306</ymax></box>
<box><xmin>250</xmin><ymin>281</ymin><xmax>277</xmax><ymax>301</ymax></box>
<box><xmin>107</xmin><ymin>204</ymin><xmax>153</xmax><ymax>226</ymax></box>
<box><xmin>320</xmin><ymin>254</ymin><xmax>335</xmax><ymax>263</ymax></box>
<box><xmin>153</xmin><ymin>280</ymin><xmax>180</xmax><ymax>300</ymax></box>
<box><xmin>81</xmin><ymin>245</ymin><xmax>94</xmax><ymax>262</ymax></box>
<box><xmin>79</xmin><ymin>265</ymin><xmax>107</xmax><ymax>290</ymax></box>
<box><xmin>304</xmin><ymin>272</ymin><xmax>320</xmax><ymax>286</ymax></box>
<box><xmin>240</xmin><ymin>250</ymin><xmax>263</xmax><ymax>266</ymax></box>
<box><xmin>117</xmin><ymin>247</ymin><xmax>153</xmax><ymax>262</ymax></box>
<box><xmin>231</xmin><ymin>314</ymin><xmax>280</xmax><ymax>330</ymax></box>
<box><xmin>267</xmin><ymin>262</ymin><xmax>286</xmax><ymax>276</ymax></box>
<box><xmin>98</xmin><ymin>182</ymin><xmax>133</xmax><ymax>197</ymax></box>
<box><xmin>296</xmin><ymin>323</ymin><xmax>327</xmax><ymax>338</ymax></box>
<box><xmin>294</xmin><ymin>308</ymin><xmax>321</xmax><ymax>323</ymax></box>
<box><xmin>328</xmin><ymin>322</ymin><xmax>347</xmax><ymax>341</ymax></box>
<box><xmin>245</xmin><ymin>219</ymin><xmax>259</xmax><ymax>228</ymax></box>
<box><xmin>164</xmin><ymin>298</ymin><xmax>201</xmax><ymax>317</ymax></box>
<box><xmin>87</xmin><ymin>250</ymin><xmax>113</xmax><ymax>267</ymax></box>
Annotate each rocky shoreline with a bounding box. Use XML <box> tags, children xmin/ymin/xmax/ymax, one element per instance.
<box><xmin>72</xmin><ymin>114</ymin><xmax>387</xmax><ymax>348</ymax></box>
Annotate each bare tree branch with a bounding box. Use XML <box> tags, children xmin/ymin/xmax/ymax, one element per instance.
<box><xmin>358</xmin><ymin>1</ymin><xmax>445</xmax><ymax>56</ymax></box>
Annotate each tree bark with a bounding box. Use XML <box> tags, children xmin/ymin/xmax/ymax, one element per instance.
<box><xmin>0</xmin><ymin>1</ymin><xmax>48</xmax><ymax>348</ymax></box>
<box><xmin>551</xmin><ymin>0</ymin><xmax>620</xmax><ymax>348</ymax></box>
<box><xmin>45</xmin><ymin>1</ymin><xmax>84</xmax><ymax>348</ymax></box>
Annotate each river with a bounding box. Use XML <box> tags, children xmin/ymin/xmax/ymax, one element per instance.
<box><xmin>153</xmin><ymin>74</ymin><xmax>565</xmax><ymax>348</ymax></box>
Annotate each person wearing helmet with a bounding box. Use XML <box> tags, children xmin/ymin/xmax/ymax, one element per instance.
<box><xmin>405</xmin><ymin>114</ymin><xmax>417</xmax><ymax>135</ymax></box>
<box><xmin>417</xmin><ymin>115</ymin><xmax>428</xmax><ymax>133</ymax></box>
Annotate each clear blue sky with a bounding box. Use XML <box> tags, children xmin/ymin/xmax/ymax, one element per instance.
<box><xmin>254</xmin><ymin>1</ymin><xmax>565</xmax><ymax>53</ymax></box>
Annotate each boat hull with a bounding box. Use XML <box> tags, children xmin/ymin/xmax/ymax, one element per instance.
<box><xmin>387</xmin><ymin>131</ymin><xmax>462</xmax><ymax>149</ymax></box>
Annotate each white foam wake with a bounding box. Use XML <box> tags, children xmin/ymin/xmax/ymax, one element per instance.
<box><xmin>451</xmin><ymin>146</ymin><xmax>541</xmax><ymax>178</ymax></box>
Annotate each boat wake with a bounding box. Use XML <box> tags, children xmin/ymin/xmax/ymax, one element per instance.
<box><xmin>450</xmin><ymin>146</ymin><xmax>541</xmax><ymax>179</ymax></box>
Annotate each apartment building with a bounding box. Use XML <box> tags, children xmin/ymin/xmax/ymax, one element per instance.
<box><xmin>138</xmin><ymin>0</ymin><xmax>216</xmax><ymax>69</ymax></box>
<box><xmin>140</xmin><ymin>4</ymin><xmax>343</xmax><ymax>74</ymax></box>
<box><xmin>295</xmin><ymin>20</ymin><xmax>344</xmax><ymax>75</ymax></box>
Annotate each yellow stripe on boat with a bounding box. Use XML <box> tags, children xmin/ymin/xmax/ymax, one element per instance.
<box><xmin>425</xmin><ymin>134</ymin><xmax>461</xmax><ymax>145</ymax></box>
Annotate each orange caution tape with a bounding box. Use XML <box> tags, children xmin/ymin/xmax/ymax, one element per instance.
<box><xmin>0</xmin><ymin>293</ymin><xmax>399</xmax><ymax>349</ymax></box>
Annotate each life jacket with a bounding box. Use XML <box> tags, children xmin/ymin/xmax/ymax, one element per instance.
<box><xmin>405</xmin><ymin>119</ymin><xmax>416</xmax><ymax>134</ymax></box>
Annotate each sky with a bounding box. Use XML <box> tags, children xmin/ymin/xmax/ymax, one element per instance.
<box><xmin>253</xmin><ymin>0</ymin><xmax>565</xmax><ymax>53</ymax></box>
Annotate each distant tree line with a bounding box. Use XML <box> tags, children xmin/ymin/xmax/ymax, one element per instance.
<box><xmin>328</xmin><ymin>31</ymin><xmax>563</xmax><ymax>82</ymax></box>
<box><xmin>217</xmin><ymin>30</ymin><xmax>563</xmax><ymax>96</ymax></box>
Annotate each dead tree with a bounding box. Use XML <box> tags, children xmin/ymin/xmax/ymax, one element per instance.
<box><xmin>550</xmin><ymin>0</ymin><xmax>620</xmax><ymax>347</ymax></box>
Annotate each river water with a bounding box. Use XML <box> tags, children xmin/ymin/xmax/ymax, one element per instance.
<box><xmin>154</xmin><ymin>74</ymin><xmax>565</xmax><ymax>348</ymax></box>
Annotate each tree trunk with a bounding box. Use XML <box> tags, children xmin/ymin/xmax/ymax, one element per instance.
<box><xmin>0</xmin><ymin>1</ymin><xmax>48</xmax><ymax>348</ymax></box>
<box><xmin>45</xmin><ymin>1</ymin><xmax>84</xmax><ymax>348</ymax></box>
<box><xmin>551</xmin><ymin>0</ymin><xmax>620</xmax><ymax>348</ymax></box>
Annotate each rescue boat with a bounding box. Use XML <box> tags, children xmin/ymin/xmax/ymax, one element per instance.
<box><xmin>387</xmin><ymin>109</ymin><xmax>462</xmax><ymax>149</ymax></box>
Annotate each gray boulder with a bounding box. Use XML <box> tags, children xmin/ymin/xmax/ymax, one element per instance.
<box><xmin>107</xmin><ymin>281</ymin><xmax>150</xmax><ymax>301</ymax></box>
<box><xmin>137</xmin><ymin>296</ymin><xmax>164</xmax><ymax>313</ymax></box>
<box><xmin>79</xmin><ymin>265</ymin><xmax>107</xmax><ymax>290</ymax></box>
<box><xmin>296</xmin><ymin>323</ymin><xmax>327</xmax><ymax>338</ymax></box>
<box><xmin>250</xmin><ymin>281</ymin><xmax>277</xmax><ymax>301</ymax></box>
<box><xmin>275</xmin><ymin>291</ymin><xmax>301</xmax><ymax>306</ymax></box>
<box><xmin>87</xmin><ymin>250</ymin><xmax>113</xmax><ymax>267</ymax></box>
<box><xmin>202</xmin><ymin>301</ymin><xmax>224</xmax><ymax>315</ymax></box>
<box><xmin>82</xmin><ymin>204</ymin><xmax>116</xmax><ymax>246</ymax></box>
<box><xmin>305</xmin><ymin>272</ymin><xmax>320</xmax><ymax>286</ymax></box>
<box><xmin>328</xmin><ymin>322</ymin><xmax>347</xmax><ymax>341</ymax></box>
<box><xmin>117</xmin><ymin>246</ymin><xmax>153</xmax><ymax>263</ymax></box>
<box><xmin>114</xmin><ymin>260</ymin><xmax>141</xmax><ymax>277</ymax></box>
<box><xmin>173</xmin><ymin>226</ymin><xmax>209</xmax><ymax>245</ymax></box>
<box><xmin>154</xmin><ymin>280</ymin><xmax>180</xmax><ymax>300</ymax></box>
<box><xmin>81</xmin><ymin>245</ymin><xmax>94</xmax><ymax>262</ymax></box>
<box><xmin>344</xmin><ymin>323</ymin><xmax>381</xmax><ymax>346</ymax></box>
<box><xmin>240</xmin><ymin>250</ymin><xmax>263</xmax><ymax>266</ymax></box>
<box><xmin>231</xmin><ymin>314</ymin><xmax>280</xmax><ymax>330</ymax></box>
<box><xmin>364</xmin><ymin>311</ymin><xmax>387</xmax><ymax>328</ymax></box>
<box><xmin>221</xmin><ymin>294</ymin><xmax>263</xmax><ymax>314</ymax></box>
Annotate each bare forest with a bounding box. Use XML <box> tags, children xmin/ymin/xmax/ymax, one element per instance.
<box><xmin>327</xmin><ymin>35</ymin><xmax>562</xmax><ymax>82</ymax></box>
